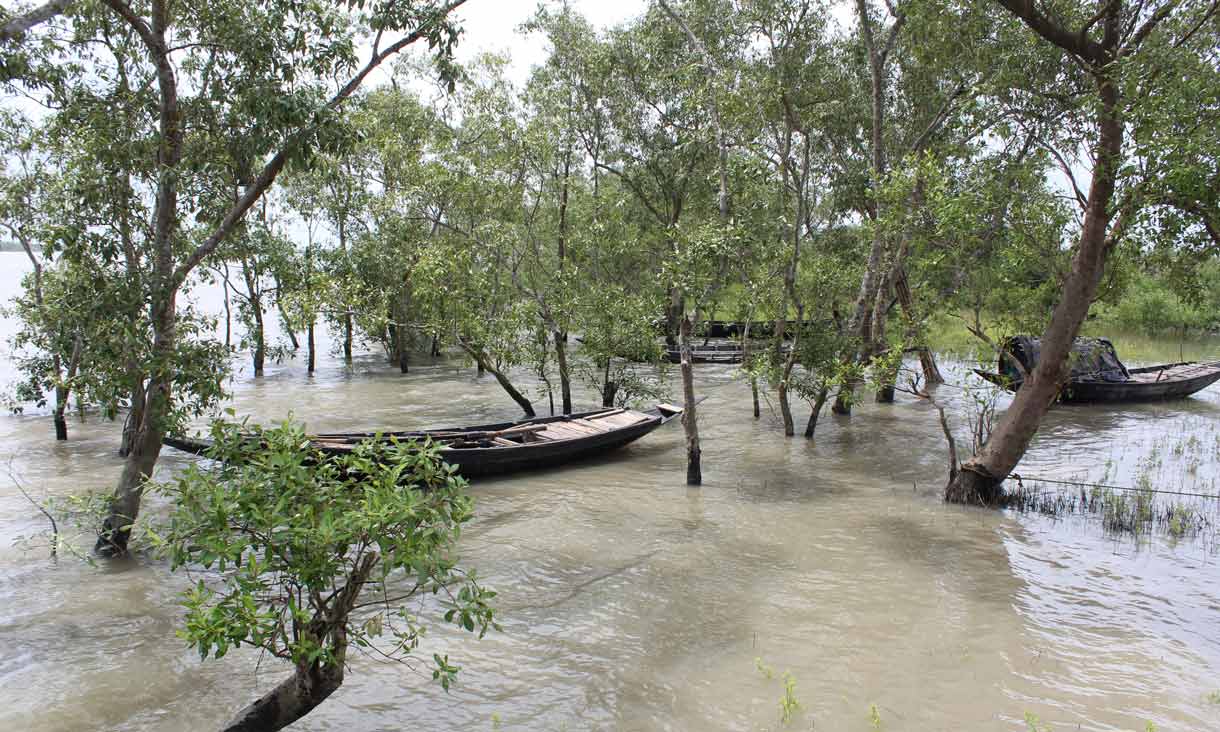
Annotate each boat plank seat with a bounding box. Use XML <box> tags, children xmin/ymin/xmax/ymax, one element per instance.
<box><xmin>593</xmin><ymin>411</ymin><xmax>651</xmax><ymax>428</ymax></box>
<box><xmin>564</xmin><ymin>419</ymin><xmax>608</xmax><ymax>434</ymax></box>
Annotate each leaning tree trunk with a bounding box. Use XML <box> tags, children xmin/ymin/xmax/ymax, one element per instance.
<box><xmin>895</xmin><ymin>268</ymin><xmax>943</xmax><ymax>385</ymax></box>
<box><xmin>222</xmin><ymin>660</ymin><xmax>343</xmax><ymax>732</ymax></box>
<box><xmin>274</xmin><ymin>278</ymin><xmax>299</xmax><ymax>351</ymax></box>
<box><xmin>946</xmin><ymin>63</ymin><xmax>1123</xmax><ymax>506</ymax></box>
<box><xmin>803</xmin><ymin>386</ymin><xmax>831</xmax><ymax>438</ymax></box>
<box><xmin>679</xmin><ymin>314</ymin><xmax>701</xmax><ymax>485</ymax></box>
<box><xmin>222</xmin><ymin>552</ymin><xmax>377</xmax><ymax>732</ymax></box>
<box><xmin>460</xmin><ymin>342</ymin><xmax>534</xmax><ymax>417</ymax></box>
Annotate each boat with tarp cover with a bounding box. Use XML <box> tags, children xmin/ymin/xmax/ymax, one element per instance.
<box><xmin>164</xmin><ymin>405</ymin><xmax>683</xmax><ymax>477</ymax></box>
<box><xmin>973</xmin><ymin>336</ymin><xmax>1220</xmax><ymax>403</ymax></box>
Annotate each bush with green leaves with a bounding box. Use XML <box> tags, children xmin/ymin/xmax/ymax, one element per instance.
<box><xmin>151</xmin><ymin>419</ymin><xmax>498</xmax><ymax>731</ymax></box>
<box><xmin>1095</xmin><ymin>273</ymin><xmax>1212</xmax><ymax>335</ymax></box>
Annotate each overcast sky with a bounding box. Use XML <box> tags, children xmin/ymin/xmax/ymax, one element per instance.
<box><xmin>448</xmin><ymin>0</ymin><xmax>648</xmax><ymax>83</ymax></box>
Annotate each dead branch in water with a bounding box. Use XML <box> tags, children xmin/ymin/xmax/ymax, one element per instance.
<box><xmin>894</xmin><ymin>374</ymin><xmax>958</xmax><ymax>484</ymax></box>
<box><xmin>6</xmin><ymin>459</ymin><xmax>58</xmax><ymax>560</ymax></box>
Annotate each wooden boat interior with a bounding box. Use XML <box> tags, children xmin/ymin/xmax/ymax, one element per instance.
<box><xmin>311</xmin><ymin>407</ymin><xmax>665</xmax><ymax>451</ymax></box>
<box><xmin>1125</xmin><ymin>361</ymin><xmax>1220</xmax><ymax>383</ymax></box>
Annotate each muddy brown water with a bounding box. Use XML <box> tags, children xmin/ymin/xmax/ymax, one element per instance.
<box><xmin>1</xmin><ymin>253</ymin><xmax>1219</xmax><ymax>731</ymax></box>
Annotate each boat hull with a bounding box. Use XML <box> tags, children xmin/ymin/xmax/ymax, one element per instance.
<box><xmin>973</xmin><ymin>361</ymin><xmax>1220</xmax><ymax>404</ymax></box>
<box><xmin>163</xmin><ymin>407</ymin><xmax>681</xmax><ymax>478</ymax></box>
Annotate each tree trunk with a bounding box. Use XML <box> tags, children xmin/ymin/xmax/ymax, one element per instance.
<box><xmin>554</xmin><ymin>331</ymin><xmax>572</xmax><ymax>415</ymax></box>
<box><xmin>872</xmin><ymin>274</ymin><xmax>895</xmax><ymax>403</ymax></box>
<box><xmin>307</xmin><ymin>320</ymin><xmax>316</xmax><ymax>376</ymax></box>
<box><xmin>343</xmin><ymin>312</ymin><xmax>353</xmax><ymax>364</ymax></box>
<box><xmin>600</xmin><ymin>358</ymin><xmax>617</xmax><ymax>407</ymax></box>
<box><xmin>53</xmin><ymin>337</ymin><xmax>81</xmax><ymax>442</ymax></box>
<box><xmin>679</xmin><ymin>314</ymin><xmax>701</xmax><ymax>485</ymax></box>
<box><xmin>119</xmin><ymin>378</ymin><xmax>145</xmax><ymax>458</ymax></box>
<box><xmin>222</xmin><ymin>264</ymin><xmax>233</xmax><ymax>351</ymax></box>
<box><xmin>222</xmin><ymin>551</ymin><xmax>378</xmax><ymax>732</ymax></box>
<box><xmin>339</xmin><ymin>222</ymin><xmax>353</xmax><ymax>365</ymax></box>
<box><xmin>895</xmin><ymin>268</ymin><xmax>943</xmax><ymax>384</ymax></box>
<box><xmin>53</xmin><ymin>392</ymin><xmax>68</xmax><ymax>441</ymax></box>
<box><xmin>222</xmin><ymin>662</ymin><xmax>343</xmax><ymax>732</ymax></box>
<box><xmin>742</xmin><ymin>318</ymin><xmax>760</xmax><ymax>419</ymax></box>
<box><xmin>664</xmin><ymin>288</ymin><xmax>683</xmax><ymax>347</ymax></box>
<box><xmin>275</xmin><ymin>284</ymin><xmax>299</xmax><ymax>351</ymax></box>
<box><xmin>397</xmin><ymin>330</ymin><xmax>409</xmax><ymax>374</ymax></box>
<box><xmin>946</xmin><ymin>53</ymin><xmax>1123</xmax><ymax>505</ymax></box>
<box><xmin>777</xmin><ymin>380</ymin><xmax>794</xmax><ymax>436</ymax></box>
<box><xmin>839</xmin><ymin>0</ymin><xmax>894</xmax><ymax>414</ymax></box>
<box><xmin>460</xmin><ymin>342</ymin><xmax>534</xmax><ymax>417</ymax></box>
<box><xmin>387</xmin><ymin>313</ymin><xmax>399</xmax><ymax>366</ymax></box>
<box><xmin>252</xmin><ymin>302</ymin><xmax>265</xmax><ymax>377</ymax></box>
<box><xmin>395</xmin><ymin>283</ymin><xmax>412</xmax><ymax>374</ymax></box>
<box><xmin>803</xmin><ymin>386</ymin><xmax>830</xmax><ymax>438</ymax></box>
<box><xmin>98</xmin><ymin>291</ymin><xmax>175</xmax><ymax>556</ymax></box>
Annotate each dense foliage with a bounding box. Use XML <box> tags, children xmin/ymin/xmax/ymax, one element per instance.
<box><xmin>153</xmin><ymin>419</ymin><xmax>496</xmax><ymax>729</ymax></box>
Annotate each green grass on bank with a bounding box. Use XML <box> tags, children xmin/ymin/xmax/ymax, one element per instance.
<box><xmin>923</xmin><ymin>312</ymin><xmax>1220</xmax><ymax>366</ymax></box>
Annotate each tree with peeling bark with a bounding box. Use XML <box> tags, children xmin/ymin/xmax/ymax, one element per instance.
<box><xmin>831</xmin><ymin>0</ymin><xmax>995</xmax><ymax>412</ymax></box>
<box><xmin>652</xmin><ymin>0</ymin><xmax>744</xmax><ymax>483</ymax></box>
<box><xmin>947</xmin><ymin>0</ymin><xmax>1220</xmax><ymax>505</ymax></box>
<box><xmin>0</xmin><ymin>0</ymin><xmax>469</xmax><ymax>556</ymax></box>
<box><xmin>155</xmin><ymin>420</ymin><xmax>497</xmax><ymax>732</ymax></box>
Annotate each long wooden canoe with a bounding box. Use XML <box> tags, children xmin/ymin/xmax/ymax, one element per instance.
<box><xmin>163</xmin><ymin>405</ymin><xmax>684</xmax><ymax>477</ymax></box>
<box><xmin>974</xmin><ymin>361</ymin><xmax>1220</xmax><ymax>403</ymax></box>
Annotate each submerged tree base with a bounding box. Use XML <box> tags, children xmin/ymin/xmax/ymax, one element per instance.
<box><xmin>223</xmin><ymin>663</ymin><xmax>343</xmax><ymax>732</ymax></box>
<box><xmin>944</xmin><ymin>464</ymin><xmax>1005</xmax><ymax>506</ymax></box>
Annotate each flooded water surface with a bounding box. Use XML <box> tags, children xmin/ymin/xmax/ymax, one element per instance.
<box><xmin>1</xmin><ymin>251</ymin><xmax>1218</xmax><ymax>731</ymax></box>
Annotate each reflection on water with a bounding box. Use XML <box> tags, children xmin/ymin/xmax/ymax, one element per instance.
<box><xmin>1</xmin><ymin>251</ymin><xmax>1219</xmax><ymax>731</ymax></box>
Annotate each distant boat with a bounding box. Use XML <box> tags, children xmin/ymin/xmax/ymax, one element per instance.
<box><xmin>694</xmin><ymin>320</ymin><xmax>817</xmax><ymax>339</ymax></box>
<box><xmin>664</xmin><ymin>342</ymin><xmax>746</xmax><ymax>364</ymax></box>
<box><xmin>164</xmin><ymin>405</ymin><xmax>683</xmax><ymax>477</ymax></box>
<box><xmin>973</xmin><ymin>336</ymin><xmax>1220</xmax><ymax>403</ymax></box>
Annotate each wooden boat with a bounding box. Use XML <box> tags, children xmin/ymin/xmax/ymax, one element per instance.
<box><xmin>695</xmin><ymin>320</ymin><xmax>817</xmax><ymax>339</ymax></box>
<box><xmin>664</xmin><ymin>342</ymin><xmax>745</xmax><ymax>364</ymax></box>
<box><xmin>973</xmin><ymin>336</ymin><xmax>1220</xmax><ymax>403</ymax></box>
<box><xmin>163</xmin><ymin>405</ymin><xmax>684</xmax><ymax>477</ymax></box>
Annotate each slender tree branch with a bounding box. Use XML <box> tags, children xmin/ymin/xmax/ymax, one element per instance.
<box><xmin>0</xmin><ymin>0</ymin><xmax>73</xmax><ymax>43</ymax></box>
<box><xmin>1124</xmin><ymin>0</ymin><xmax>1181</xmax><ymax>54</ymax></box>
<box><xmin>993</xmin><ymin>0</ymin><xmax>1103</xmax><ymax>62</ymax></box>
<box><xmin>173</xmin><ymin>0</ymin><xmax>469</xmax><ymax>288</ymax></box>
